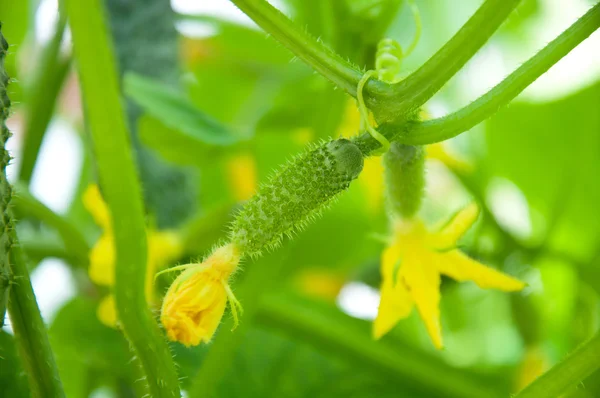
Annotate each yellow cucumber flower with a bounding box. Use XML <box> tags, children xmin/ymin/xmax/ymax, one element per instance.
<box><xmin>160</xmin><ymin>243</ymin><xmax>242</xmax><ymax>347</ymax></box>
<box><xmin>83</xmin><ymin>185</ymin><xmax>183</xmax><ymax>327</ymax></box>
<box><xmin>374</xmin><ymin>203</ymin><xmax>525</xmax><ymax>348</ymax></box>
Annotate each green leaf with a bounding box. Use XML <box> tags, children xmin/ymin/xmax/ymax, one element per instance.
<box><xmin>484</xmin><ymin>83</ymin><xmax>600</xmax><ymax>258</ymax></box>
<box><xmin>124</xmin><ymin>73</ymin><xmax>243</xmax><ymax>147</ymax></box>
<box><xmin>49</xmin><ymin>298</ymin><xmax>137</xmax><ymax>396</ymax></box>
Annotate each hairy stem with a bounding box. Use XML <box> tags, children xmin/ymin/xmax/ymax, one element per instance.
<box><xmin>353</xmin><ymin>2</ymin><xmax>600</xmax><ymax>154</ymax></box>
<box><xmin>515</xmin><ymin>332</ymin><xmax>600</xmax><ymax>398</ymax></box>
<box><xmin>64</xmin><ymin>1</ymin><xmax>180</xmax><ymax>396</ymax></box>
<box><xmin>228</xmin><ymin>0</ymin><xmax>392</xmax><ymax>103</ymax></box>
<box><xmin>1</xmin><ymin>23</ymin><xmax>65</xmax><ymax>398</ymax></box>
<box><xmin>229</xmin><ymin>0</ymin><xmax>520</xmax><ymax>123</ymax></box>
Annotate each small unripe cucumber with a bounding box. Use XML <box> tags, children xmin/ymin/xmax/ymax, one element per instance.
<box><xmin>231</xmin><ymin>139</ymin><xmax>364</xmax><ymax>257</ymax></box>
<box><xmin>383</xmin><ymin>143</ymin><xmax>425</xmax><ymax>218</ymax></box>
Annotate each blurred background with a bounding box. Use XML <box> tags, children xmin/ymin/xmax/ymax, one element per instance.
<box><xmin>1</xmin><ymin>0</ymin><xmax>600</xmax><ymax>397</ymax></box>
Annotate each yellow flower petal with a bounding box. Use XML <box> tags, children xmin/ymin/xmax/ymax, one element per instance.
<box><xmin>88</xmin><ymin>233</ymin><xmax>115</xmax><ymax>286</ymax></box>
<box><xmin>83</xmin><ymin>184</ymin><xmax>112</xmax><ymax>230</ymax></box>
<box><xmin>431</xmin><ymin>203</ymin><xmax>480</xmax><ymax>250</ymax></box>
<box><xmin>97</xmin><ymin>294</ymin><xmax>118</xmax><ymax>328</ymax></box>
<box><xmin>401</xmin><ymin>251</ymin><xmax>443</xmax><ymax>349</ymax></box>
<box><xmin>438</xmin><ymin>250</ymin><xmax>525</xmax><ymax>291</ymax></box>
<box><xmin>381</xmin><ymin>243</ymin><xmax>401</xmax><ymax>281</ymax></box>
<box><xmin>373</xmin><ymin>279</ymin><xmax>413</xmax><ymax>339</ymax></box>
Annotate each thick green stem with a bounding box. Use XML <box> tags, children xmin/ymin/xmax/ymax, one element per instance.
<box><xmin>7</xmin><ymin>246</ymin><xmax>66</xmax><ymax>397</ymax></box>
<box><xmin>13</xmin><ymin>182</ymin><xmax>89</xmax><ymax>265</ymax></box>
<box><xmin>515</xmin><ymin>332</ymin><xmax>600</xmax><ymax>398</ymax></box>
<box><xmin>353</xmin><ymin>2</ymin><xmax>600</xmax><ymax>154</ymax></box>
<box><xmin>64</xmin><ymin>1</ymin><xmax>180</xmax><ymax>396</ymax></box>
<box><xmin>2</xmin><ymin>23</ymin><xmax>65</xmax><ymax>398</ymax></box>
<box><xmin>379</xmin><ymin>0</ymin><xmax>521</xmax><ymax>121</ymax></box>
<box><xmin>229</xmin><ymin>0</ymin><xmax>520</xmax><ymax>122</ymax></box>
<box><xmin>18</xmin><ymin>8</ymin><xmax>71</xmax><ymax>184</ymax></box>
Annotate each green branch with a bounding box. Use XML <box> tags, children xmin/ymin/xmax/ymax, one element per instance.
<box><xmin>2</xmin><ymin>23</ymin><xmax>65</xmax><ymax>398</ymax></box>
<box><xmin>228</xmin><ymin>0</ymin><xmax>392</xmax><ymax>102</ymax></box>
<box><xmin>515</xmin><ymin>331</ymin><xmax>600</xmax><ymax>398</ymax></box>
<box><xmin>405</xmin><ymin>1</ymin><xmax>600</xmax><ymax>145</ymax></box>
<box><xmin>353</xmin><ymin>2</ymin><xmax>600</xmax><ymax>154</ymax></box>
<box><xmin>380</xmin><ymin>0</ymin><xmax>521</xmax><ymax>121</ymax></box>
<box><xmin>64</xmin><ymin>1</ymin><xmax>180</xmax><ymax>396</ymax></box>
<box><xmin>229</xmin><ymin>0</ymin><xmax>519</xmax><ymax>122</ymax></box>
<box><xmin>13</xmin><ymin>182</ymin><xmax>89</xmax><ymax>265</ymax></box>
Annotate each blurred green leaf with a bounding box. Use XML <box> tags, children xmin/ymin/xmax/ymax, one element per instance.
<box><xmin>484</xmin><ymin>83</ymin><xmax>600</xmax><ymax>260</ymax></box>
<box><xmin>49</xmin><ymin>298</ymin><xmax>136</xmax><ymax>396</ymax></box>
<box><xmin>124</xmin><ymin>73</ymin><xmax>243</xmax><ymax>147</ymax></box>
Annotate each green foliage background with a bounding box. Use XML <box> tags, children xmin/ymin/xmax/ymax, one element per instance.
<box><xmin>1</xmin><ymin>0</ymin><xmax>599</xmax><ymax>397</ymax></box>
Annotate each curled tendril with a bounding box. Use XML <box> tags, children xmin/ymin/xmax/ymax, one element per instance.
<box><xmin>376</xmin><ymin>39</ymin><xmax>403</xmax><ymax>83</ymax></box>
<box><xmin>357</xmin><ymin>70</ymin><xmax>390</xmax><ymax>155</ymax></box>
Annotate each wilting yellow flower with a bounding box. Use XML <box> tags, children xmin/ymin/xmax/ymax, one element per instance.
<box><xmin>226</xmin><ymin>153</ymin><xmax>258</xmax><ymax>201</ymax></box>
<box><xmin>83</xmin><ymin>185</ymin><xmax>183</xmax><ymax>327</ymax></box>
<box><xmin>160</xmin><ymin>243</ymin><xmax>242</xmax><ymax>346</ymax></box>
<box><xmin>374</xmin><ymin>203</ymin><xmax>525</xmax><ymax>348</ymax></box>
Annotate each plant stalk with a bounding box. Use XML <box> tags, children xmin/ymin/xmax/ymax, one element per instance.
<box><xmin>515</xmin><ymin>331</ymin><xmax>600</xmax><ymax>398</ymax></box>
<box><xmin>2</xmin><ymin>23</ymin><xmax>65</xmax><ymax>398</ymax></box>
<box><xmin>64</xmin><ymin>0</ymin><xmax>181</xmax><ymax>396</ymax></box>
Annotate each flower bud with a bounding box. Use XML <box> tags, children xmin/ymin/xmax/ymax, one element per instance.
<box><xmin>161</xmin><ymin>243</ymin><xmax>241</xmax><ymax>346</ymax></box>
<box><xmin>383</xmin><ymin>143</ymin><xmax>425</xmax><ymax>218</ymax></box>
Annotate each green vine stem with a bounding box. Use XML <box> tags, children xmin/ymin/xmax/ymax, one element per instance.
<box><xmin>229</xmin><ymin>0</ymin><xmax>520</xmax><ymax>122</ymax></box>
<box><xmin>13</xmin><ymin>182</ymin><xmax>89</xmax><ymax>265</ymax></box>
<box><xmin>382</xmin><ymin>0</ymin><xmax>520</xmax><ymax>121</ymax></box>
<box><xmin>404</xmin><ymin>1</ymin><xmax>600</xmax><ymax>145</ymax></box>
<box><xmin>2</xmin><ymin>23</ymin><xmax>66</xmax><ymax>398</ymax></box>
<box><xmin>64</xmin><ymin>1</ymin><xmax>180</xmax><ymax>397</ymax></box>
<box><xmin>353</xmin><ymin>2</ymin><xmax>600</xmax><ymax>154</ymax></box>
<box><xmin>18</xmin><ymin>7</ymin><xmax>71</xmax><ymax>184</ymax></box>
<box><xmin>515</xmin><ymin>331</ymin><xmax>600</xmax><ymax>398</ymax></box>
<box><xmin>228</xmin><ymin>0</ymin><xmax>391</xmax><ymax>103</ymax></box>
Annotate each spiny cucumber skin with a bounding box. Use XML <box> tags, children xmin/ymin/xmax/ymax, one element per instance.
<box><xmin>0</xmin><ymin>24</ymin><xmax>14</xmax><ymax>327</ymax></box>
<box><xmin>231</xmin><ymin>139</ymin><xmax>364</xmax><ymax>257</ymax></box>
<box><xmin>383</xmin><ymin>143</ymin><xmax>425</xmax><ymax>218</ymax></box>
